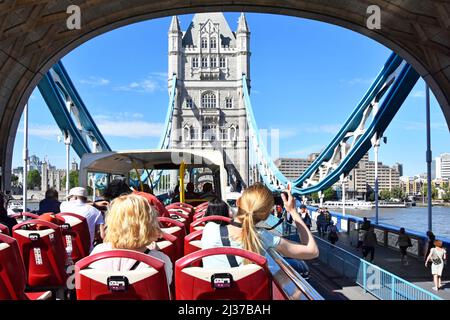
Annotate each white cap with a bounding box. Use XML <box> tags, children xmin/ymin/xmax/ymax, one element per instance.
<box><xmin>67</xmin><ymin>187</ymin><xmax>87</xmax><ymax>199</ymax></box>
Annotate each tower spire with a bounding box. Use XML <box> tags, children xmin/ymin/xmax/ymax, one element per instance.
<box><xmin>237</xmin><ymin>13</ymin><xmax>249</xmax><ymax>33</ymax></box>
<box><xmin>169</xmin><ymin>16</ymin><xmax>181</xmax><ymax>33</ymax></box>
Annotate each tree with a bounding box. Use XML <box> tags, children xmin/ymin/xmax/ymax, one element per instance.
<box><xmin>390</xmin><ymin>187</ymin><xmax>405</xmax><ymax>200</ymax></box>
<box><xmin>379</xmin><ymin>189</ymin><xmax>391</xmax><ymax>200</ymax></box>
<box><xmin>11</xmin><ymin>174</ymin><xmax>19</xmax><ymax>187</ymax></box>
<box><xmin>423</xmin><ymin>183</ymin><xmax>438</xmax><ymax>200</ymax></box>
<box><xmin>27</xmin><ymin>169</ymin><xmax>41</xmax><ymax>189</ymax></box>
<box><xmin>62</xmin><ymin>170</ymin><xmax>79</xmax><ymax>189</ymax></box>
<box><xmin>311</xmin><ymin>192</ymin><xmax>319</xmax><ymax>203</ymax></box>
<box><xmin>323</xmin><ymin>187</ymin><xmax>336</xmax><ymax>201</ymax></box>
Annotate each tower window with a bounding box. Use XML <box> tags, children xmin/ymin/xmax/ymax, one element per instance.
<box><xmin>186</xmin><ymin>97</ymin><xmax>193</xmax><ymax>109</ymax></box>
<box><xmin>201</xmin><ymin>37</ymin><xmax>208</xmax><ymax>49</ymax></box>
<box><xmin>210</xmin><ymin>56</ymin><xmax>217</xmax><ymax>68</ymax></box>
<box><xmin>190</xmin><ymin>127</ymin><xmax>199</xmax><ymax>140</ymax></box>
<box><xmin>201</xmin><ymin>92</ymin><xmax>216</xmax><ymax>108</ymax></box>
<box><xmin>225</xmin><ymin>97</ymin><xmax>233</xmax><ymax>108</ymax></box>
<box><xmin>202</xmin><ymin>125</ymin><xmax>217</xmax><ymax>140</ymax></box>
<box><xmin>201</xmin><ymin>56</ymin><xmax>208</xmax><ymax>68</ymax></box>
<box><xmin>183</xmin><ymin>127</ymin><xmax>190</xmax><ymax>141</ymax></box>
<box><xmin>220</xmin><ymin>57</ymin><xmax>226</xmax><ymax>68</ymax></box>
<box><xmin>192</xmin><ymin>57</ymin><xmax>198</xmax><ymax>68</ymax></box>
<box><xmin>220</xmin><ymin>128</ymin><xmax>228</xmax><ymax>140</ymax></box>
<box><xmin>210</xmin><ymin>37</ymin><xmax>217</xmax><ymax>49</ymax></box>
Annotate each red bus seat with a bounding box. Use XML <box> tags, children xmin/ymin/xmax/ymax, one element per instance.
<box><xmin>175</xmin><ymin>247</ymin><xmax>271</xmax><ymax>300</ymax></box>
<box><xmin>167</xmin><ymin>202</ymin><xmax>194</xmax><ymax>212</ymax></box>
<box><xmin>12</xmin><ymin>219</ymin><xmax>68</xmax><ymax>288</ymax></box>
<box><xmin>75</xmin><ymin>249</ymin><xmax>170</xmax><ymax>300</ymax></box>
<box><xmin>11</xmin><ymin>212</ymin><xmax>40</xmax><ymax>222</ymax></box>
<box><xmin>0</xmin><ymin>233</ymin><xmax>52</xmax><ymax>300</ymax></box>
<box><xmin>158</xmin><ymin>217</ymin><xmax>185</xmax><ymax>259</ymax></box>
<box><xmin>0</xmin><ymin>223</ymin><xmax>10</xmax><ymax>236</ymax></box>
<box><xmin>56</xmin><ymin>212</ymin><xmax>91</xmax><ymax>262</ymax></box>
<box><xmin>156</xmin><ymin>232</ymin><xmax>177</xmax><ymax>266</ymax></box>
<box><xmin>184</xmin><ymin>229</ymin><xmax>203</xmax><ymax>256</ymax></box>
<box><xmin>195</xmin><ymin>202</ymin><xmax>209</xmax><ymax>211</ymax></box>
<box><xmin>166</xmin><ymin>210</ymin><xmax>190</xmax><ymax>233</ymax></box>
<box><xmin>189</xmin><ymin>216</ymin><xmax>231</xmax><ymax>234</ymax></box>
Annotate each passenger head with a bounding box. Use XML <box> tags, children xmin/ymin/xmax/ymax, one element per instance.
<box><xmin>236</xmin><ymin>183</ymin><xmax>274</xmax><ymax>258</ymax></box>
<box><xmin>399</xmin><ymin>227</ymin><xmax>405</xmax><ymax>234</ymax></box>
<box><xmin>300</xmin><ymin>204</ymin><xmax>307</xmax><ymax>211</ymax></box>
<box><xmin>67</xmin><ymin>187</ymin><xmax>87</xmax><ymax>203</ymax></box>
<box><xmin>45</xmin><ymin>188</ymin><xmax>58</xmax><ymax>200</ymax></box>
<box><xmin>202</xmin><ymin>182</ymin><xmax>213</xmax><ymax>193</ymax></box>
<box><xmin>105</xmin><ymin>194</ymin><xmax>162</xmax><ymax>250</ymax></box>
<box><xmin>187</xmin><ymin>182</ymin><xmax>195</xmax><ymax>193</ymax></box>
<box><xmin>103</xmin><ymin>179</ymin><xmax>132</xmax><ymax>201</ymax></box>
<box><xmin>427</xmin><ymin>230</ymin><xmax>434</xmax><ymax>238</ymax></box>
<box><xmin>141</xmin><ymin>183</ymin><xmax>153</xmax><ymax>194</ymax></box>
<box><xmin>205</xmin><ymin>199</ymin><xmax>230</xmax><ymax>221</ymax></box>
<box><xmin>434</xmin><ymin>240</ymin><xmax>443</xmax><ymax>248</ymax></box>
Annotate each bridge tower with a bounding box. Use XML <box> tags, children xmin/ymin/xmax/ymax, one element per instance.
<box><xmin>167</xmin><ymin>13</ymin><xmax>250</xmax><ymax>189</ymax></box>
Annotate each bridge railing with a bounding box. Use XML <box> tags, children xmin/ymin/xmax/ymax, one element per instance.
<box><xmin>314</xmin><ymin>236</ymin><xmax>442</xmax><ymax>300</ymax></box>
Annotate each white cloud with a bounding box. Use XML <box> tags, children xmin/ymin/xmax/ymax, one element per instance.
<box><xmin>79</xmin><ymin>76</ymin><xmax>110</xmax><ymax>87</ymax></box>
<box><xmin>341</xmin><ymin>77</ymin><xmax>375</xmax><ymax>86</ymax></box>
<box><xmin>286</xmin><ymin>145</ymin><xmax>324</xmax><ymax>157</ymax></box>
<box><xmin>115</xmin><ymin>72</ymin><xmax>167</xmax><ymax>93</ymax></box>
<box><xmin>395</xmin><ymin>120</ymin><xmax>447</xmax><ymax>131</ymax></box>
<box><xmin>411</xmin><ymin>90</ymin><xmax>425</xmax><ymax>98</ymax></box>
<box><xmin>18</xmin><ymin>124</ymin><xmax>60</xmax><ymax>140</ymax></box>
<box><xmin>299</xmin><ymin>124</ymin><xmax>341</xmax><ymax>135</ymax></box>
<box><xmin>97</xmin><ymin>120</ymin><xmax>164</xmax><ymax>138</ymax></box>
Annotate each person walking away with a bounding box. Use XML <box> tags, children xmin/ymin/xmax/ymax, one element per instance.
<box><xmin>362</xmin><ymin>226</ymin><xmax>377</xmax><ymax>262</ymax></box>
<box><xmin>316</xmin><ymin>210</ymin><xmax>326</xmax><ymax>237</ymax></box>
<box><xmin>425</xmin><ymin>240</ymin><xmax>447</xmax><ymax>291</ymax></box>
<box><xmin>38</xmin><ymin>188</ymin><xmax>61</xmax><ymax>215</ymax></box>
<box><xmin>60</xmin><ymin>187</ymin><xmax>105</xmax><ymax>251</ymax></box>
<box><xmin>396</xmin><ymin>227</ymin><xmax>412</xmax><ymax>266</ymax></box>
<box><xmin>299</xmin><ymin>204</ymin><xmax>311</xmax><ymax>230</ymax></box>
<box><xmin>324</xmin><ymin>209</ymin><xmax>332</xmax><ymax>233</ymax></box>
<box><xmin>328</xmin><ymin>222</ymin><xmax>339</xmax><ymax>245</ymax></box>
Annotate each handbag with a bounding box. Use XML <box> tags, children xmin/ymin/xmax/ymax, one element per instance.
<box><xmin>431</xmin><ymin>250</ymin><xmax>442</xmax><ymax>265</ymax></box>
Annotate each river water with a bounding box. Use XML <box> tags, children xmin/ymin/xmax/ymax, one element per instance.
<box><xmin>332</xmin><ymin>206</ymin><xmax>450</xmax><ymax>238</ymax></box>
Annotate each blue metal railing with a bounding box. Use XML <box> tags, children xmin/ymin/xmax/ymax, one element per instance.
<box><xmin>314</xmin><ymin>235</ymin><xmax>442</xmax><ymax>300</ymax></box>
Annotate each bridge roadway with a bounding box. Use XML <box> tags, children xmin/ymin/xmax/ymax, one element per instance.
<box><xmin>307</xmin><ymin>226</ymin><xmax>450</xmax><ymax>300</ymax></box>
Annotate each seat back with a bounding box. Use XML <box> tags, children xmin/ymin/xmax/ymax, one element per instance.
<box><xmin>175</xmin><ymin>247</ymin><xmax>271</xmax><ymax>300</ymax></box>
<box><xmin>189</xmin><ymin>216</ymin><xmax>232</xmax><ymax>234</ymax></box>
<box><xmin>166</xmin><ymin>202</ymin><xmax>193</xmax><ymax>212</ymax></box>
<box><xmin>0</xmin><ymin>223</ymin><xmax>10</xmax><ymax>236</ymax></box>
<box><xmin>184</xmin><ymin>229</ymin><xmax>203</xmax><ymax>257</ymax></box>
<box><xmin>56</xmin><ymin>212</ymin><xmax>91</xmax><ymax>262</ymax></box>
<box><xmin>158</xmin><ymin>217</ymin><xmax>185</xmax><ymax>259</ymax></box>
<box><xmin>75</xmin><ymin>249</ymin><xmax>170</xmax><ymax>300</ymax></box>
<box><xmin>11</xmin><ymin>212</ymin><xmax>39</xmax><ymax>222</ymax></box>
<box><xmin>195</xmin><ymin>202</ymin><xmax>209</xmax><ymax>211</ymax></box>
<box><xmin>156</xmin><ymin>232</ymin><xmax>177</xmax><ymax>266</ymax></box>
<box><xmin>166</xmin><ymin>210</ymin><xmax>190</xmax><ymax>233</ymax></box>
<box><xmin>0</xmin><ymin>234</ymin><xmax>28</xmax><ymax>300</ymax></box>
<box><xmin>12</xmin><ymin>219</ymin><xmax>67</xmax><ymax>288</ymax></box>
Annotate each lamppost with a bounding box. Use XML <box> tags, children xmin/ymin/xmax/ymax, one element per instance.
<box><xmin>58</xmin><ymin>131</ymin><xmax>72</xmax><ymax>197</ymax></box>
<box><xmin>22</xmin><ymin>103</ymin><xmax>29</xmax><ymax>212</ymax></box>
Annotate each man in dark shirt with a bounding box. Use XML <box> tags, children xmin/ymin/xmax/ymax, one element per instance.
<box><xmin>0</xmin><ymin>195</ymin><xmax>17</xmax><ymax>234</ymax></box>
<box><xmin>38</xmin><ymin>188</ymin><xmax>61</xmax><ymax>215</ymax></box>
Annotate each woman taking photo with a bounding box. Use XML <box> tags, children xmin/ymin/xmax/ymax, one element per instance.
<box><xmin>201</xmin><ymin>183</ymin><xmax>318</xmax><ymax>268</ymax></box>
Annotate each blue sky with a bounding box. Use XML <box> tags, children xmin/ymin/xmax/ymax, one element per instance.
<box><xmin>12</xmin><ymin>12</ymin><xmax>449</xmax><ymax>177</ymax></box>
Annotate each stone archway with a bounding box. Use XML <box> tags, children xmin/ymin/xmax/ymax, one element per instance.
<box><xmin>1</xmin><ymin>0</ymin><xmax>449</xmax><ymax>188</ymax></box>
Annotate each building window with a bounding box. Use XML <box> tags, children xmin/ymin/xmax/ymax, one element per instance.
<box><xmin>183</xmin><ymin>127</ymin><xmax>190</xmax><ymax>141</ymax></box>
<box><xmin>201</xmin><ymin>92</ymin><xmax>216</xmax><ymax>108</ymax></box>
<box><xmin>210</xmin><ymin>37</ymin><xmax>217</xmax><ymax>49</ymax></box>
<box><xmin>220</xmin><ymin>57</ymin><xmax>226</xmax><ymax>68</ymax></box>
<box><xmin>230</xmin><ymin>126</ymin><xmax>237</xmax><ymax>141</ymax></box>
<box><xmin>220</xmin><ymin>128</ymin><xmax>228</xmax><ymax>140</ymax></box>
<box><xmin>202</xmin><ymin>125</ymin><xmax>217</xmax><ymax>140</ymax></box>
<box><xmin>186</xmin><ymin>97</ymin><xmax>193</xmax><ymax>109</ymax></box>
<box><xmin>201</xmin><ymin>56</ymin><xmax>208</xmax><ymax>68</ymax></box>
<box><xmin>225</xmin><ymin>97</ymin><xmax>233</xmax><ymax>108</ymax></box>
<box><xmin>190</xmin><ymin>127</ymin><xmax>199</xmax><ymax>140</ymax></box>
<box><xmin>201</xmin><ymin>37</ymin><xmax>208</xmax><ymax>49</ymax></box>
<box><xmin>192</xmin><ymin>57</ymin><xmax>198</xmax><ymax>68</ymax></box>
<box><xmin>210</xmin><ymin>56</ymin><xmax>217</xmax><ymax>68</ymax></box>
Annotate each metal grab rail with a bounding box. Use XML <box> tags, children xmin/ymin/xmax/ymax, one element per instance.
<box><xmin>314</xmin><ymin>236</ymin><xmax>442</xmax><ymax>300</ymax></box>
<box><xmin>265</xmin><ymin>248</ymin><xmax>324</xmax><ymax>300</ymax></box>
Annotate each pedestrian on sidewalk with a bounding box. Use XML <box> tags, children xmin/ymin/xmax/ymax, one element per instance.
<box><xmin>425</xmin><ymin>240</ymin><xmax>447</xmax><ymax>291</ymax></box>
<box><xmin>424</xmin><ymin>231</ymin><xmax>436</xmax><ymax>262</ymax></box>
<box><xmin>396</xmin><ymin>227</ymin><xmax>412</xmax><ymax>266</ymax></box>
<box><xmin>316</xmin><ymin>209</ymin><xmax>326</xmax><ymax>237</ymax></box>
<box><xmin>327</xmin><ymin>222</ymin><xmax>339</xmax><ymax>245</ymax></box>
<box><xmin>362</xmin><ymin>226</ymin><xmax>377</xmax><ymax>263</ymax></box>
<box><xmin>324</xmin><ymin>208</ymin><xmax>332</xmax><ymax>233</ymax></box>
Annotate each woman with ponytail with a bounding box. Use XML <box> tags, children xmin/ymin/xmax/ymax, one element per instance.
<box><xmin>201</xmin><ymin>183</ymin><xmax>318</xmax><ymax>268</ymax></box>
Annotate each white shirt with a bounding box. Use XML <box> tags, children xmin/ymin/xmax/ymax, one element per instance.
<box><xmin>89</xmin><ymin>243</ymin><xmax>173</xmax><ymax>286</ymax></box>
<box><xmin>60</xmin><ymin>199</ymin><xmax>104</xmax><ymax>251</ymax></box>
<box><xmin>201</xmin><ymin>222</ymin><xmax>281</xmax><ymax>269</ymax></box>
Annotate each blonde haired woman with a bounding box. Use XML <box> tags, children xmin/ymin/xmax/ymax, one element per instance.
<box><xmin>201</xmin><ymin>183</ymin><xmax>318</xmax><ymax>268</ymax></box>
<box><xmin>425</xmin><ymin>240</ymin><xmax>447</xmax><ymax>291</ymax></box>
<box><xmin>89</xmin><ymin>194</ymin><xmax>173</xmax><ymax>285</ymax></box>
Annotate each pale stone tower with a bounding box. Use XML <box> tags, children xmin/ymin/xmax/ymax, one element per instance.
<box><xmin>168</xmin><ymin>13</ymin><xmax>250</xmax><ymax>189</ymax></box>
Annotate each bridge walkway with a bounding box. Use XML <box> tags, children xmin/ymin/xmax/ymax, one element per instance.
<box><xmin>309</xmin><ymin>226</ymin><xmax>450</xmax><ymax>300</ymax></box>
